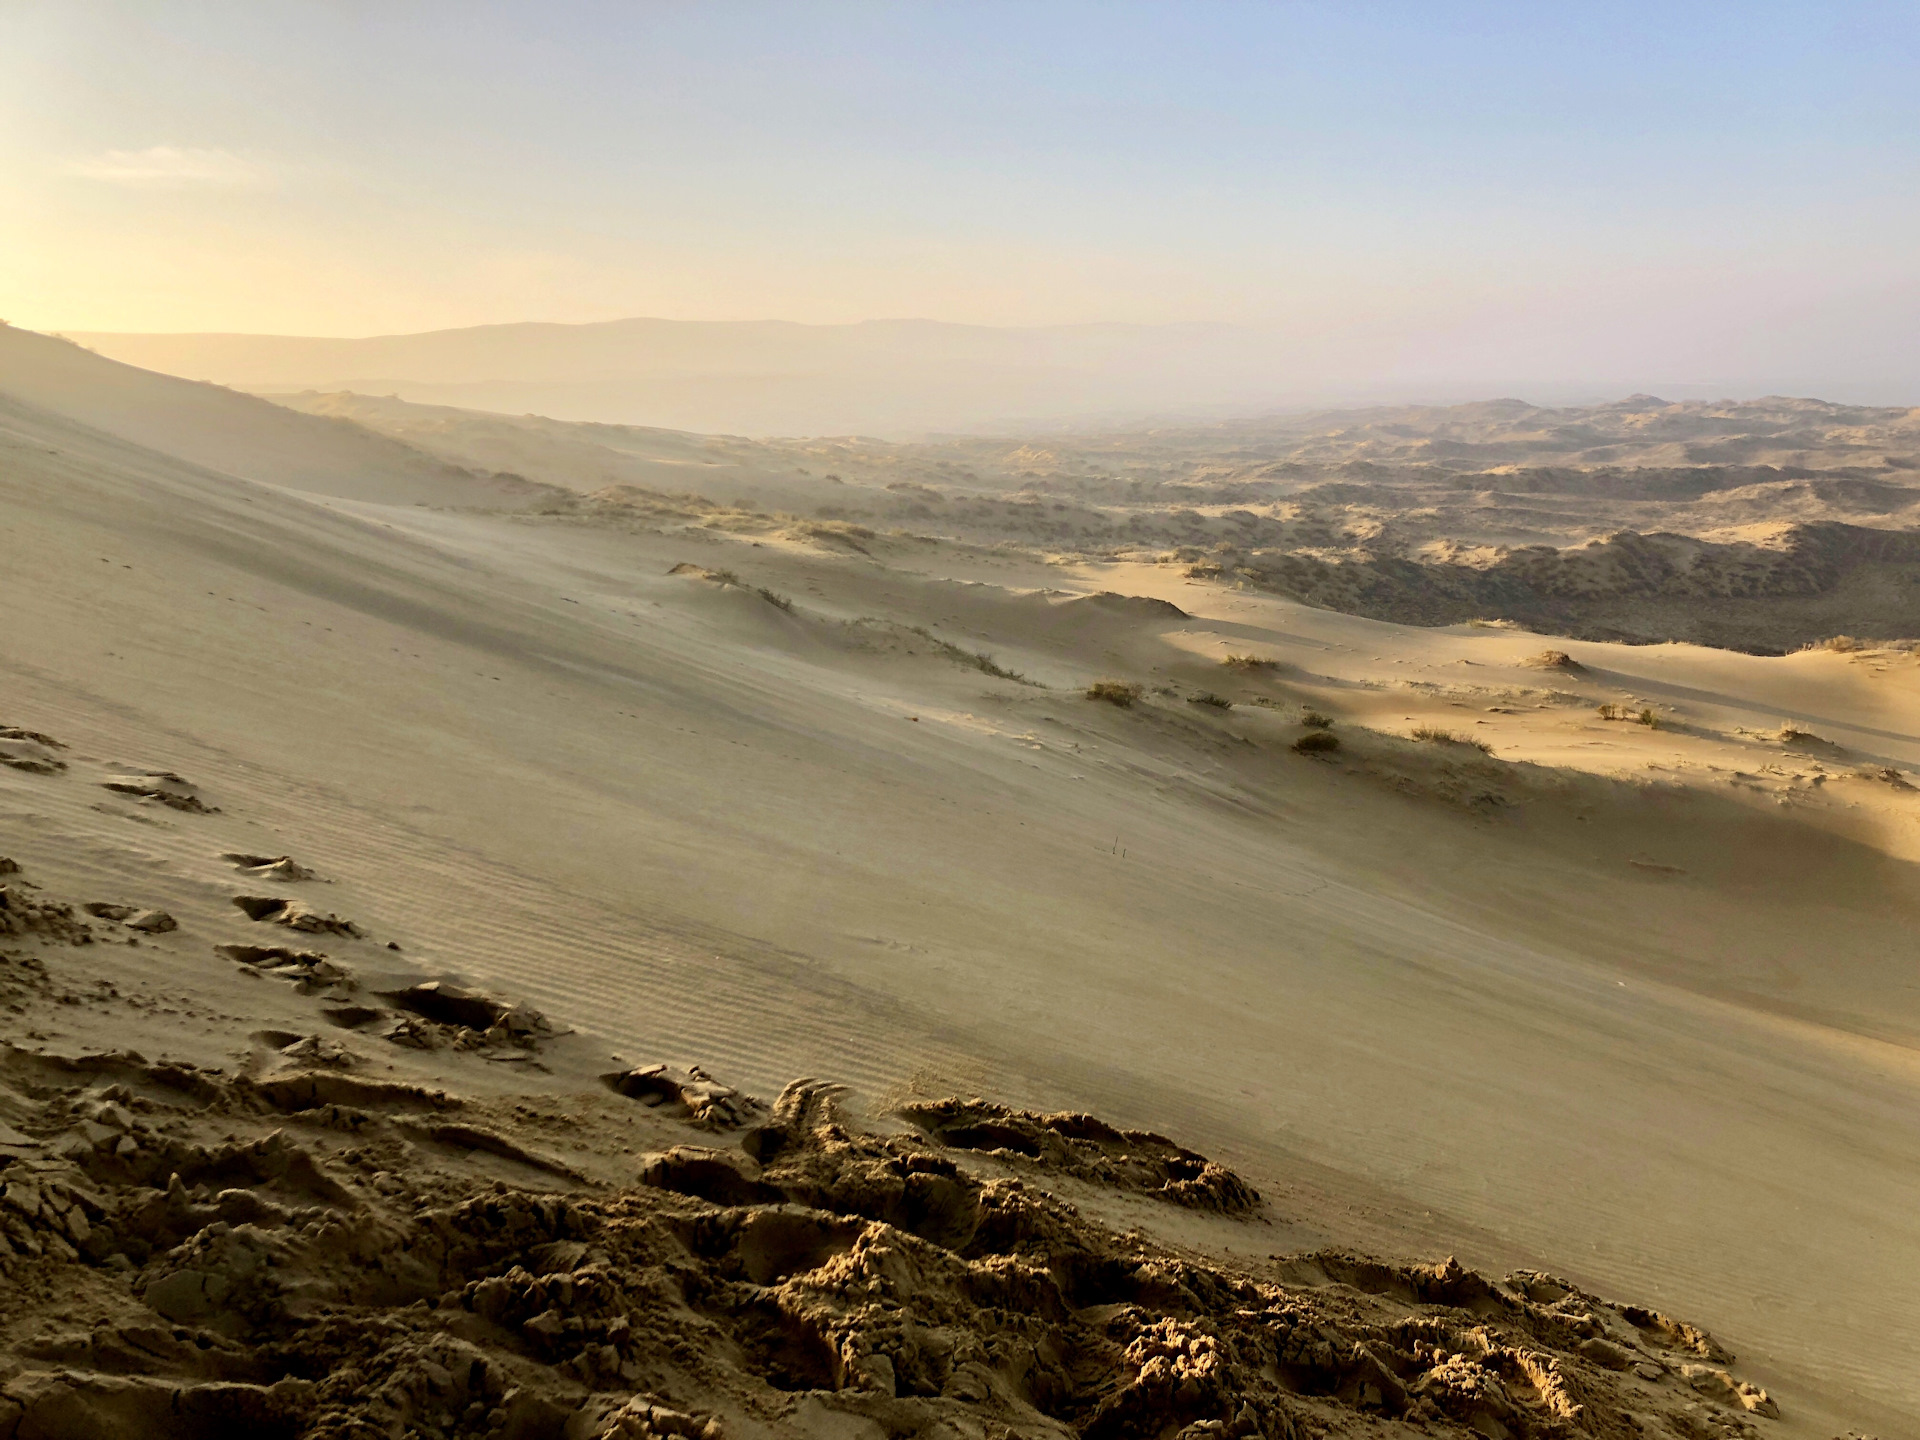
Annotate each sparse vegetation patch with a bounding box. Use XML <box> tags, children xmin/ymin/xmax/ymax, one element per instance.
<box><xmin>1222</xmin><ymin>654</ymin><xmax>1281</xmax><ymax>671</ymax></box>
<box><xmin>1527</xmin><ymin>650</ymin><xmax>1585</xmax><ymax>672</ymax></box>
<box><xmin>1293</xmin><ymin>730</ymin><xmax>1340</xmax><ymax>754</ymax></box>
<box><xmin>1597</xmin><ymin>704</ymin><xmax>1658</xmax><ymax>727</ymax></box>
<box><xmin>1187</xmin><ymin>692</ymin><xmax>1232</xmax><ymax>709</ymax></box>
<box><xmin>1087</xmin><ymin>680</ymin><xmax>1143</xmax><ymax>707</ymax></box>
<box><xmin>1411</xmin><ymin>725</ymin><xmax>1494</xmax><ymax>753</ymax></box>
<box><xmin>902</xmin><ymin>625</ymin><xmax>1034</xmax><ymax>684</ymax></box>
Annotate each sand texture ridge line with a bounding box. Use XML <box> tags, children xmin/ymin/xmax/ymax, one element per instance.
<box><xmin>3</xmin><ymin>324</ymin><xmax>1918</xmax><ymax>1437</ymax></box>
<box><xmin>0</xmin><ymin>727</ymin><xmax>1782</xmax><ymax>1440</ymax></box>
<box><xmin>0</xmin><ymin>749</ymin><xmax>1784</xmax><ymax>1440</ymax></box>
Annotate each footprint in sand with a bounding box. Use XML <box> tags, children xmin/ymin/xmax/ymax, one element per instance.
<box><xmin>221</xmin><ymin>852</ymin><xmax>318</xmax><ymax>881</ymax></box>
<box><xmin>81</xmin><ymin>902</ymin><xmax>178</xmax><ymax>933</ymax></box>
<box><xmin>603</xmin><ymin>1061</ymin><xmax>763</xmax><ymax>1129</ymax></box>
<box><xmin>379</xmin><ymin>981</ymin><xmax>553</xmax><ymax>1054</ymax></box>
<box><xmin>216</xmin><ymin>942</ymin><xmax>351</xmax><ymax>991</ymax></box>
<box><xmin>230</xmin><ymin>895</ymin><xmax>361</xmax><ymax>936</ymax></box>
<box><xmin>0</xmin><ymin>725</ymin><xmax>67</xmax><ymax>775</ymax></box>
<box><xmin>102</xmin><ymin>771</ymin><xmax>216</xmax><ymax>813</ymax></box>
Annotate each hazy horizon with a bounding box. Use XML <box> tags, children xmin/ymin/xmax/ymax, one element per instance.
<box><xmin>47</xmin><ymin>311</ymin><xmax>1918</xmax><ymax>438</ymax></box>
<box><xmin>6</xmin><ymin>2</ymin><xmax>1919</xmax><ymax>415</ymax></box>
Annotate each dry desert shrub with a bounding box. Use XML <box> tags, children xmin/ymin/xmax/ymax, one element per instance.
<box><xmin>1293</xmin><ymin>730</ymin><xmax>1340</xmax><ymax>754</ymax></box>
<box><xmin>1087</xmin><ymin>680</ymin><xmax>1142</xmax><ymax>707</ymax></box>
<box><xmin>1597</xmin><ymin>704</ymin><xmax>1658</xmax><ymax>727</ymax></box>
<box><xmin>1411</xmin><ymin>725</ymin><xmax>1494</xmax><ymax>754</ymax></box>
<box><xmin>1187</xmin><ymin>692</ymin><xmax>1232</xmax><ymax>709</ymax></box>
<box><xmin>1526</xmin><ymin>649</ymin><xmax>1586</xmax><ymax>671</ymax></box>
<box><xmin>903</xmin><ymin>625</ymin><xmax>1031</xmax><ymax>683</ymax></box>
<box><xmin>756</xmin><ymin>586</ymin><xmax>794</xmax><ymax>612</ymax></box>
<box><xmin>1221</xmin><ymin>653</ymin><xmax>1280</xmax><ymax>671</ymax></box>
<box><xmin>1301</xmin><ymin>711</ymin><xmax>1334</xmax><ymax>729</ymax></box>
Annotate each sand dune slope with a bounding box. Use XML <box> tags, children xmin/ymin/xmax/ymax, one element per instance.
<box><xmin>0</xmin><ymin>326</ymin><xmax>550</xmax><ymax>508</ymax></box>
<box><xmin>1</xmin><ymin>389</ymin><xmax>1917</xmax><ymax>1434</ymax></box>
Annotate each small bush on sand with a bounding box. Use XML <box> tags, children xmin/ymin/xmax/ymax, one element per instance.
<box><xmin>1777</xmin><ymin>723</ymin><xmax>1824</xmax><ymax>744</ymax></box>
<box><xmin>1301</xmin><ymin>711</ymin><xmax>1334</xmax><ymax>729</ymax></box>
<box><xmin>1293</xmin><ymin>730</ymin><xmax>1340</xmax><ymax>754</ymax></box>
<box><xmin>1855</xmin><ymin>765</ymin><xmax>1915</xmax><ymax>788</ymax></box>
<box><xmin>1222</xmin><ymin>654</ymin><xmax>1280</xmax><ymax>671</ymax></box>
<box><xmin>1597</xmin><ymin>704</ymin><xmax>1657</xmax><ymax>727</ymax></box>
<box><xmin>901</xmin><ymin>625</ymin><xmax>1032</xmax><ymax>684</ymax></box>
<box><xmin>756</xmin><ymin>587</ymin><xmax>794</xmax><ymax>612</ymax></box>
<box><xmin>1412</xmin><ymin>725</ymin><xmax>1494</xmax><ymax>754</ymax></box>
<box><xmin>1527</xmin><ymin>649</ymin><xmax>1585</xmax><ymax>672</ymax></box>
<box><xmin>1188</xmin><ymin>693</ymin><xmax>1232</xmax><ymax>709</ymax></box>
<box><xmin>1088</xmin><ymin>681</ymin><xmax>1142</xmax><ymax>707</ymax></box>
<box><xmin>1815</xmin><ymin>635</ymin><xmax>1867</xmax><ymax>652</ymax></box>
<box><xmin>708</xmin><ymin>568</ymin><xmax>742</xmax><ymax>587</ymax></box>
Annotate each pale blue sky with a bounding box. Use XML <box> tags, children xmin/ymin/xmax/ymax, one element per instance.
<box><xmin>3</xmin><ymin>2</ymin><xmax>1916</xmax><ymax>393</ymax></box>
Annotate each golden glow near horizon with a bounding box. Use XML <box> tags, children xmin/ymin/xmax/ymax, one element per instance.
<box><xmin>2</xmin><ymin>3</ymin><xmax>1917</xmax><ymax>399</ymax></box>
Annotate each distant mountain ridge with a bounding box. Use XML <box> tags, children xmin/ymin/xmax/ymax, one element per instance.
<box><xmin>63</xmin><ymin>317</ymin><xmax>1281</xmax><ymax>437</ymax></box>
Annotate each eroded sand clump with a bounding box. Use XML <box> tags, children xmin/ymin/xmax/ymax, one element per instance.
<box><xmin>0</xmin><ymin>1052</ymin><xmax>1780</xmax><ymax>1440</ymax></box>
<box><xmin>896</xmin><ymin>1096</ymin><xmax>1261</xmax><ymax>1213</ymax></box>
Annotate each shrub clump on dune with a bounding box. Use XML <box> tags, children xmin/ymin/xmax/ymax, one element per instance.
<box><xmin>1087</xmin><ymin>680</ymin><xmax>1143</xmax><ymax>707</ymax></box>
<box><xmin>1292</xmin><ymin>729</ymin><xmax>1340</xmax><ymax>754</ymax></box>
<box><xmin>1411</xmin><ymin>725</ymin><xmax>1494</xmax><ymax>754</ymax></box>
<box><xmin>1526</xmin><ymin>649</ymin><xmax>1586</xmax><ymax>672</ymax></box>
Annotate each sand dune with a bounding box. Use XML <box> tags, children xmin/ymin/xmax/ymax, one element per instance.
<box><xmin>2</xmin><ymin>341</ymin><xmax>1917</xmax><ymax>1435</ymax></box>
<box><xmin>0</xmin><ymin>327</ymin><xmax>551</xmax><ymax>509</ymax></box>
<box><xmin>265</xmin><ymin>387</ymin><xmax>1920</xmax><ymax>651</ymax></box>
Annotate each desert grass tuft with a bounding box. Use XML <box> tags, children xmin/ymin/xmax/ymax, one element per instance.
<box><xmin>1411</xmin><ymin>725</ymin><xmax>1494</xmax><ymax>753</ymax></box>
<box><xmin>1087</xmin><ymin>680</ymin><xmax>1143</xmax><ymax>707</ymax></box>
<box><xmin>901</xmin><ymin>625</ymin><xmax>1033</xmax><ymax>684</ymax></box>
<box><xmin>1292</xmin><ymin>730</ymin><xmax>1340</xmax><ymax>754</ymax></box>
<box><xmin>1527</xmin><ymin>649</ymin><xmax>1585</xmax><ymax>671</ymax></box>
<box><xmin>1187</xmin><ymin>692</ymin><xmax>1233</xmax><ymax>709</ymax></box>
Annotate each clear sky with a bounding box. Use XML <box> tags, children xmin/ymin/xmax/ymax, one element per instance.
<box><xmin>3</xmin><ymin>2</ymin><xmax>1917</xmax><ymax>395</ymax></box>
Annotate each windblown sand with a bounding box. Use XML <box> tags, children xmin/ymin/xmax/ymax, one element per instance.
<box><xmin>0</xmin><ymin>328</ymin><xmax>1913</xmax><ymax>1437</ymax></box>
